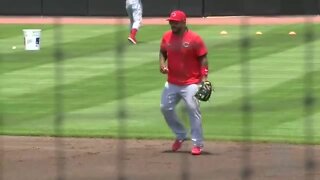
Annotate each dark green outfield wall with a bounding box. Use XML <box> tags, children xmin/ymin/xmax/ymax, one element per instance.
<box><xmin>0</xmin><ymin>0</ymin><xmax>319</xmax><ymax>16</ymax></box>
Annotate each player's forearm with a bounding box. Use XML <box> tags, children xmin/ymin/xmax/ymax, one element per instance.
<box><xmin>159</xmin><ymin>50</ymin><xmax>167</xmax><ymax>66</ymax></box>
<box><xmin>159</xmin><ymin>50</ymin><xmax>168</xmax><ymax>74</ymax></box>
<box><xmin>199</xmin><ymin>55</ymin><xmax>209</xmax><ymax>81</ymax></box>
<box><xmin>200</xmin><ymin>55</ymin><xmax>208</xmax><ymax>67</ymax></box>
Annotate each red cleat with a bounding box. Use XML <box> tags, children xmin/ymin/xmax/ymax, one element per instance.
<box><xmin>128</xmin><ymin>36</ymin><xmax>137</xmax><ymax>44</ymax></box>
<box><xmin>191</xmin><ymin>146</ymin><xmax>202</xmax><ymax>155</ymax></box>
<box><xmin>172</xmin><ymin>139</ymin><xmax>184</xmax><ymax>152</ymax></box>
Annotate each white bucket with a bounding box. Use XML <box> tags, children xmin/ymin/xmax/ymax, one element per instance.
<box><xmin>23</xmin><ymin>29</ymin><xmax>41</xmax><ymax>51</ymax></box>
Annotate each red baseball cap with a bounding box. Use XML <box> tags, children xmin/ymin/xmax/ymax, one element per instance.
<box><xmin>167</xmin><ymin>10</ymin><xmax>187</xmax><ymax>22</ymax></box>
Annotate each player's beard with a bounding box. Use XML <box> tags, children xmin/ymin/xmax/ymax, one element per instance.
<box><xmin>169</xmin><ymin>21</ymin><xmax>186</xmax><ymax>35</ymax></box>
<box><xmin>171</xmin><ymin>26</ymin><xmax>181</xmax><ymax>34</ymax></box>
<box><xmin>171</xmin><ymin>26</ymin><xmax>186</xmax><ymax>35</ymax></box>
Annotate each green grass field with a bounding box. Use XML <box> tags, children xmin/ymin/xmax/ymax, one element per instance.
<box><xmin>0</xmin><ymin>24</ymin><xmax>319</xmax><ymax>144</ymax></box>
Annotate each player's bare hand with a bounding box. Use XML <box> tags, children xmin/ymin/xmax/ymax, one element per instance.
<box><xmin>160</xmin><ymin>66</ymin><xmax>169</xmax><ymax>74</ymax></box>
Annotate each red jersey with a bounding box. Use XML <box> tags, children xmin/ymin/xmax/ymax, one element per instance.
<box><xmin>160</xmin><ymin>30</ymin><xmax>208</xmax><ymax>85</ymax></box>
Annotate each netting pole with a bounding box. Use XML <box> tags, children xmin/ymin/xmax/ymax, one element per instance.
<box><xmin>0</xmin><ymin>42</ymin><xmax>3</xmax><ymax>180</ymax></box>
<box><xmin>202</xmin><ymin>0</ymin><xmax>206</xmax><ymax>17</ymax></box>
<box><xmin>239</xmin><ymin>3</ymin><xmax>253</xmax><ymax>179</ymax></box>
<box><xmin>53</xmin><ymin>17</ymin><xmax>66</xmax><ymax>180</ymax></box>
<box><xmin>303</xmin><ymin>15</ymin><xmax>316</xmax><ymax>180</ymax></box>
<box><xmin>180</xmin><ymin>106</ymin><xmax>190</xmax><ymax>180</ymax></box>
<box><xmin>115</xmin><ymin>19</ymin><xmax>128</xmax><ymax>180</ymax></box>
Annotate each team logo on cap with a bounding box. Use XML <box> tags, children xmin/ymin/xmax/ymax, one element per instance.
<box><xmin>171</xmin><ymin>12</ymin><xmax>176</xmax><ymax>17</ymax></box>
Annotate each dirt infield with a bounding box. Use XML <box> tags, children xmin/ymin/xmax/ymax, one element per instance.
<box><xmin>1</xmin><ymin>16</ymin><xmax>320</xmax><ymax>180</ymax></box>
<box><xmin>1</xmin><ymin>136</ymin><xmax>320</xmax><ymax>180</ymax></box>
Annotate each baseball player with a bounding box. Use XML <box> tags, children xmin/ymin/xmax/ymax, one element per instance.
<box><xmin>159</xmin><ymin>10</ymin><xmax>209</xmax><ymax>155</ymax></box>
<box><xmin>126</xmin><ymin>0</ymin><xmax>143</xmax><ymax>44</ymax></box>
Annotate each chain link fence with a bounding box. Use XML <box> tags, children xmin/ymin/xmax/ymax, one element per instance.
<box><xmin>0</xmin><ymin>1</ymin><xmax>319</xmax><ymax>180</ymax></box>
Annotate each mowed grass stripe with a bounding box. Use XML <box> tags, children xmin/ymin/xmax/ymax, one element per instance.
<box><xmin>1</xmin><ymin>61</ymin><xmax>163</xmax><ymax>123</ymax></box>
<box><xmin>1</xmin><ymin>50</ymin><xmax>158</xmax><ymax>97</ymax></box>
<box><xmin>1</xmin><ymin>24</ymin><xmax>320</xmax><ymax>142</ymax></box>
<box><xmin>1</xmin><ymin>24</ymin><xmax>312</xmax><ymax>74</ymax></box>
<box><xmin>3</xmin><ymin>70</ymin><xmax>319</xmax><ymax>140</ymax></box>
<box><xmin>268</xmin><ymin>111</ymin><xmax>320</xmax><ymax>141</ymax></box>
<box><xmin>0</xmin><ymin>25</ymin><xmax>233</xmax><ymax>73</ymax></box>
<box><xmin>210</xmin><ymin>24</ymin><xmax>315</xmax><ymax>70</ymax></box>
<box><xmin>1</xmin><ymin>39</ymin><xmax>318</xmax><ymax>135</ymax></box>
<box><xmin>208</xmin><ymin>37</ymin><xmax>320</xmax><ymax>106</ymax></box>
<box><xmin>2</xmin><ymin>90</ymin><xmax>168</xmax><ymax>137</ymax></box>
<box><xmin>0</xmin><ymin>28</ymin><xmax>132</xmax><ymax>73</ymax></box>
<box><xmin>204</xmin><ymin>70</ymin><xmax>320</xmax><ymax>143</ymax></box>
<box><xmin>0</xmin><ymin>25</ymin><xmax>171</xmax><ymax>73</ymax></box>
<box><xmin>0</xmin><ymin>25</ymin><xmax>120</xmax><ymax>54</ymax></box>
<box><xmin>1</xmin><ymin>24</ymin><xmax>310</xmax><ymax>97</ymax></box>
<box><xmin>0</xmin><ymin>25</ymin><xmax>252</xmax><ymax>97</ymax></box>
<box><xmin>2</xmin><ymin>26</ymin><xmax>318</xmax><ymax>120</ymax></box>
<box><xmin>58</xmin><ymin>37</ymin><xmax>320</xmax><ymax>120</ymax></box>
<box><xmin>0</xmin><ymin>24</ymin><xmax>53</xmax><ymax>39</ymax></box>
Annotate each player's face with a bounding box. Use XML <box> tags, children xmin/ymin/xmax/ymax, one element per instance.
<box><xmin>169</xmin><ymin>21</ymin><xmax>186</xmax><ymax>34</ymax></box>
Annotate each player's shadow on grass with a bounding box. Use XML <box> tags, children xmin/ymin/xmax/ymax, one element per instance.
<box><xmin>162</xmin><ymin>150</ymin><xmax>214</xmax><ymax>156</ymax></box>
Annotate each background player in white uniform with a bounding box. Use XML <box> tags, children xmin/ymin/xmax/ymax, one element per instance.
<box><xmin>126</xmin><ymin>0</ymin><xmax>143</xmax><ymax>44</ymax></box>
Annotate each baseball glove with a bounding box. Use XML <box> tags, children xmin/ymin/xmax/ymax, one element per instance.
<box><xmin>195</xmin><ymin>81</ymin><xmax>213</xmax><ymax>102</ymax></box>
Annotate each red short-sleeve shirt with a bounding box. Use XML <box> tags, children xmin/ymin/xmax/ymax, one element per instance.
<box><xmin>160</xmin><ymin>30</ymin><xmax>208</xmax><ymax>85</ymax></box>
